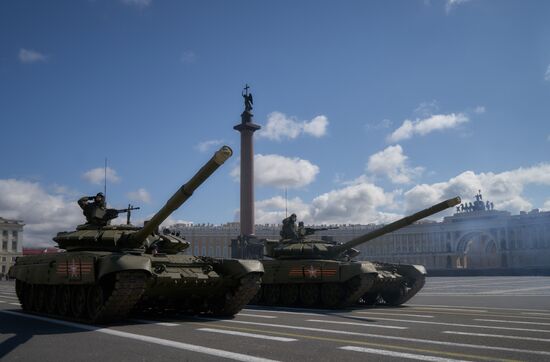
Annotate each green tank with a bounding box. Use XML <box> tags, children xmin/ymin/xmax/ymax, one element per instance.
<box><xmin>253</xmin><ymin>197</ymin><xmax>460</xmax><ymax>308</ymax></box>
<box><xmin>9</xmin><ymin>146</ymin><xmax>264</xmax><ymax>323</ymax></box>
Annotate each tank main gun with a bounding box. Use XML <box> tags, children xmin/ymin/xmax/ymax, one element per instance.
<box><xmin>54</xmin><ymin>146</ymin><xmax>233</xmax><ymax>251</ymax></box>
<box><xmin>327</xmin><ymin>196</ymin><xmax>461</xmax><ymax>258</ymax></box>
<box><xmin>126</xmin><ymin>146</ymin><xmax>233</xmax><ymax>245</ymax></box>
<box><xmin>265</xmin><ymin>197</ymin><xmax>460</xmax><ymax>260</ymax></box>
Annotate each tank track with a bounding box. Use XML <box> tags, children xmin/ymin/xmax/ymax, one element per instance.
<box><xmin>339</xmin><ymin>274</ymin><xmax>376</xmax><ymax>307</ymax></box>
<box><xmin>16</xmin><ymin>270</ymin><xmax>148</xmax><ymax>324</ymax></box>
<box><xmin>212</xmin><ymin>273</ymin><xmax>262</xmax><ymax>316</ymax></box>
<box><xmin>253</xmin><ymin>274</ymin><xmax>377</xmax><ymax>309</ymax></box>
<box><xmin>359</xmin><ymin>272</ymin><xmax>426</xmax><ymax>306</ymax></box>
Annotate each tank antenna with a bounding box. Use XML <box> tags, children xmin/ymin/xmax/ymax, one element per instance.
<box><xmin>285</xmin><ymin>187</ymin><xmax>288</xmax><ymax>218</ymax></box>
<box><xmin>104</xmin><ymin>157</ymin><xmax>107</xmax><ymax>202</ymax></box>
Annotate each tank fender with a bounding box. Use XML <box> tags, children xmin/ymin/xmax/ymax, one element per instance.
<box><xmin>339</xmin><ymin>261</ymin><xmax>377</xmax><ymax>281</ymax></box>
<box><xmin>213</xmin><ymin>259</ymin><xmax>264</xmax><ymax>279</ymax></box>
<box><xmin>97</xmin><ymin>254</ymin><xmax>152</xmax><ymax>280</ymax></box>
<box><xmin>376</xmin><ymin>263</ymin><xmax>427</xmax><ymax>278</ymax></box>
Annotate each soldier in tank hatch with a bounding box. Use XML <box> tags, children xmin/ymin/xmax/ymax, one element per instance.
<box><xmin>78</xmin><ymin>192</ymin><xmax>119</xmax><ymax>226</ymax></box>
<box><xmin>280</xmin><ymin>213</ymin><xmax>299</xmax><ymax>240</ymax></box>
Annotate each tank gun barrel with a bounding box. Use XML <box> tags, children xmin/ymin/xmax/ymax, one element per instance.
<box><xmin>128</xmin><ymin>146</ymin><xmax>233</xmax><ymax>244</ymax></box>
<box><xmin>328</xmin><ymin>196</ymin><xmax>461</xmax><ymax>257</ymax></box>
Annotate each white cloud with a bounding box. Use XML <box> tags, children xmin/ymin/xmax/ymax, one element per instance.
<box><xmin>404</xmin><ymin>164</ymin><xmax>550</xmax><ymax>214</ymax></box>
<box><xmin>367</xmin><ymin>145</ymin><xmax>424</xmax><ymax>184</ymax></box>
<box><xmin>127</xmin><ymin>188</ymin><xmax>151</xmax><ymax>203</ymax></box>
<box><xmin>543</xmin><ymin>199</ymin><xmax>550</xmax><ymax>211</ymax></box>
<box><xmin>387</xmin><ymin>113</ymin><xmax>469</xmax><ymax>143</ymax></box>
<box><xmin>474</xmin><ymin>106</ymin><xmax>486</xmax><ymax>114</ymax></box>
<box><xmin>231</xmin><ymin>154</ymin><xmax>319</xmax><ymax>189</ymax></box>
<box><xmin>414</xmin><ymin>100</ymin><xmax>439</xmax><ymax>117</ymax></box>
<box><xmin>82</xmin><ymin>167</ymin><xmax>120</xmax><ymax>185</ymax></box>
<box><xmin>0</xmin><ymin>179</ymin><xmax>83</xmax><ymax>247</ymax></box>
<box><xmin>195</xmin><ymin>139</ymin><xmax>223</xmax><ymax>153</ymax></box>
<box><xmin>258</xmin><ymin>112</ymin><xmax>329</xmax><ymax>141</ymax></box>
<box><xmin>18</xmin><ymin>49</ymin><xmax>47</xmax><ymax>64</ymax></box>
<box><xmin>120</xmin><ymin>0</ymin><xmax>151</xmax><ymax>8</ymax></box>
<box><xmin>545</xmin><ymin>65</ymin><xmax>550</xmax><ymax>82</ymax></box>
<box><xmin>253</xmin><ymin>183</ymin><xmax>398</xmax><ymax>225</ymax></box>
<box><xmin>445</xmin><ymin>0</ymin><xmax>471</xmax><ymax>13</ymax></box>
<box><xmin>253</xmin><ymin>196</ymin><xmax>312</xmax><ymax>225</ymax></box>
<box><xmin>180</xmin><ymin>50</ymin><xmax>197</xmax><ymax>64</ymax></box>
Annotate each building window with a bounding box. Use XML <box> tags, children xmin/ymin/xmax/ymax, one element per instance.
<box><xmin>1</xmin><ymin>256</ymin><xmax>5</xmax><ymax>262</ymax></box>
<box><xmin>12</xmin><ymin>231</ymin><xmax>17</xmax><ymax>241</ymax></box>
<box><xmin>11</xmin><ymin>241</ymin><xmax>17</xmax><ymax>251</ymax></box>
<box><xmin>2</xmin><ymin>241</ymin><xmax>6</xmax><ymax>251</ymax></box>
<box><xmin>2</xmin><ymin>230</ymin><xmax>7</xmax><ymax>240</ymax></box>
<box><xmin>1</xmin><ymin>265</ymin><xmax>5</xmax><ymax>274</ymax></box>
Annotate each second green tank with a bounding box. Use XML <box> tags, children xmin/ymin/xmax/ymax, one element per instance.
<box><xmin>252</xmin><ymin>197</ymin><xmax>461</xmax><ymax>308</ymax></box>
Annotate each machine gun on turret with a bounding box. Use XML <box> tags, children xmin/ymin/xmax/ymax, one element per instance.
<box><xmin>300</xmin><ymin>226</ymin><xmax>339</xmax><ymax>238</ymax></box>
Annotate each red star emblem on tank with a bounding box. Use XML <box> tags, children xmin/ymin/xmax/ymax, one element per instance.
<box><xmin>305</xmin><ymin>265</ymin><xmax>319</xmax><ymax>278</ymax></box>
<box><xmin>69</xmin><ymin>259</ymin><xmax>79</xmax><ymax>278</ymax></box>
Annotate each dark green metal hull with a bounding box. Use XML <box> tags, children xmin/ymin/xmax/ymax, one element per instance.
<box><xmin>253</xmin><ymin>258</ymin><xmax>426</xmax><ymax>308</ymax></box>
<box><xmin>10</xmin><ymin>251</ymin><xmax>263</xmax><ymax>323</ymax></box>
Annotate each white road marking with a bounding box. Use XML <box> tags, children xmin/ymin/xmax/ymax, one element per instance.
<box><xmin>129</xmin><ymin>319</ymin><xmax>179</xmax><ymax>327</ymax></box>
<box><xmin>197</xmin><ymin>328</ymin><xmax>297</xmax><ymax>342</ymax></box>
<box><xmin>408</xmin><ymin>304</ymin><xmax>550</xmax><ymax>312</ymax></box>
<box><xmin>242</xmin><ymin>308</ymin><xmax>323</xmax><ymax>317</ymax></box>
<box><xmin>238</xmin><ymin>313</ymin><xmax>277</xmax><ymax>319</ymax></box>
<box><xmin>219</xmin><ymin>319</ymin><xmax>550</xmax><ymax>357</ymax></box>
<box><xmin>411</xmin><ymin>307</ymin><xmax>488</xmax><ymax>313</ymax></box>
<box><xmin>0</xmin><ymin>310</ymin><xmax>279</xmax><ymax>362</ymax></box>
<box><xmin>340</xmin><ymin>346</ymin><xmax>470</xmax><ymax>362</ymax></box>
<box><xmin>307</xmin><ymin>319</ymin><xmax>407</xmax><ymax>330</ymax></box>
<box><xmin>0</xmin><ymin>295</ymin><xmax>19</xmax><ymax>300</ymax></box>
<box><xmin>9</xmin><ymin>303</ymin><xmax>21</xmax><ymax>306</ymax></box>
<box><xmin>348</xmin><ymin>315</ymin><xmax>550</xmax><ymax>333</ymax></box>
<box><xmin>357</xmin><ymin>312</ymin><xmax>434</xmax><ymax>318</ymax></box>
<box><xmin>475</xmin><ymin>318</ymin><xmax>550</xmax><ymax>326</ymax></box>
<box><xmin>0</xmin><ymin>300</ymin><xmax>5</xmax><ymax>303</ymax></box>
<box><xmin>479</xmin><ymin>286</ymin><xmax>550</xmax><ymax>294</ymax></box>
<box><xmin>443</xmin><ymin>331</ymin><xmax>550</xmax><ymax>343</ymax></box>
<box><xmin>523</xmin><ymin>312</ymin><xmax>550</xmax><ymax>316</ymax></box>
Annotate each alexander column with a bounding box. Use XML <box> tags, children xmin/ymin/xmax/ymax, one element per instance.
<box><xmin>234</xmin><ymin>85</ymin><xmax>261</xmax><ymax>241</ymax></box>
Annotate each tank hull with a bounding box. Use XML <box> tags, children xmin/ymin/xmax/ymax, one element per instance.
<box><xmin>252</xmin><ymin>259</ymin><xmax>425</xmax><ymax>308</ymax></box>
<box><xmin>10</xmin><ymin>251</ymin><xmax>263</xmax><ymax>323</ymax></box>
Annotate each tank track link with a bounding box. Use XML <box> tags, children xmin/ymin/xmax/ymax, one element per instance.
<box><xmin>16</xmin><ymin>270</ymin><xmax>148</xmax><ymax>324</ymax></box>
<box><xmin>212</xmin><ymin>273</ymin><xmax>262</xmax><ymax>316</ymax></box>
<box><xmin>91</xmin><ymin>271</ymin><xmax>148</xmax><ymax>323</ymax></box>
<box><xmin>339</xmin><ymin>274</ymin><xmax>376</xmax><ymax>307</ymax></box>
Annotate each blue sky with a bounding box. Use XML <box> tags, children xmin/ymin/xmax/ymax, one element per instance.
<box><xmin>1</xmin><ymin>0</ymin><xmax>549</xmax><ymax>246</ymax></box>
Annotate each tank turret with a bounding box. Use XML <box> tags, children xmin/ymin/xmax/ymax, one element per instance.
<box><xmin>54</xmin><ymin>146</ymin><xmax>233</xmax><ymax>251</ymax></box>
<box><xmin>265</xmin><ymin>196</ymin><xmax>461</xmax><ymax>259</ymax></box>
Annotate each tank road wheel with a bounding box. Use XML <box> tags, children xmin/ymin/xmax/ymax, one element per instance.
<box><xmin>22</xmin><ymin>283</ymin><xmax>34</xmax><ymax>311</ymax></box>
<box><xmin>280</xmin><ymin>284</ymin><xmax>299</xmax><ymax>306</ymax></box>
<box><xmin>299</xmin><ymin>284</ymin><xmax>319</xmax><ymax>307</ymax></box>
<box><xmin>362</xmin><ymin>293</ymin><xmax>380</xmax><ymax>306</ymax></box>
<box><xmin>321</xmin><ymin>283</ymin><xmax>344</xmax><ymax>308</ymax></box>
<box><xmin>71</xmin><ymin>286</ymin><xmax>88</xmax><ymax>318</ymax></box>
<box><xmin>45</xmin><ymin>286</ymin><xmax>58</xmax><ymax>314</ymax></box>
<box><xmin>263</xmin><ymin>284</ymin><xmax>281</xmax><ymax>305</ymax></box>
<box><xmin>86</xmin><ymin>284</ymin><xmax>105</xmax><ymax>322</ymax></box>
<box><xmin>249</xmin><ymin>287</ymin><xmax>262</xmax><ymax>305</ymax></box>
<box><xmin>381</xmin><ymin>284</ymin><xmax>408</xmax><ymax>306</ymax></box>
<box><xmin>57</xmin><ymin>285</ymin><xmax>72</xmax><ymax>317</ymax></box>
<box><xmin>34</xmin><ymin>285</ymin><xmax>47</xmax><ymax>312</ymax></box>
<box><xmin>15</xmin><ymin>280</ymin><xmax>25</xmax><ymax>301</ymax></box>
